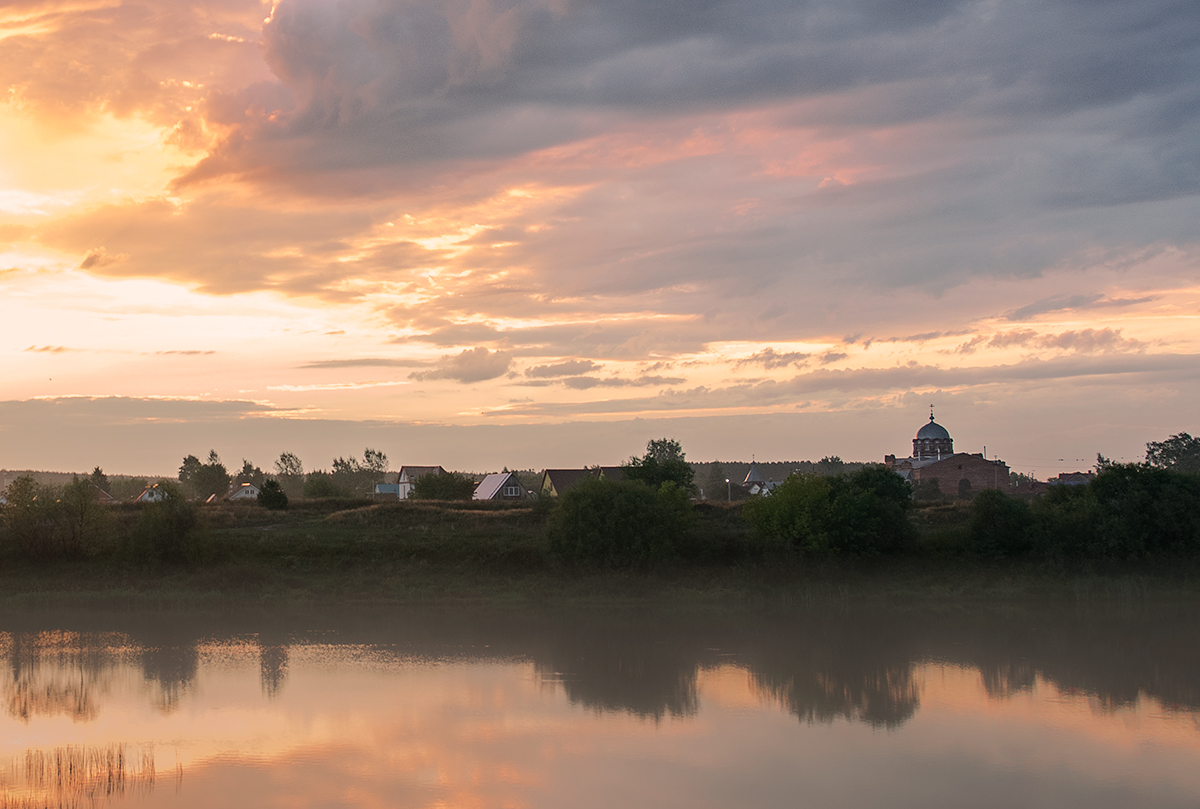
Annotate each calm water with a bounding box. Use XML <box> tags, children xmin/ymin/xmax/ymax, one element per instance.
<box><xmin>2</xmin><ymin>604</ymin><xmax>1199</xmax><ymax>808</ymax></box>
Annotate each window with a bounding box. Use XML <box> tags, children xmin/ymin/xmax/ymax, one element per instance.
<box><xmin>504</xmin><ymin>486</ymin><xmax>520</xmax><ymax>497</ymax></box>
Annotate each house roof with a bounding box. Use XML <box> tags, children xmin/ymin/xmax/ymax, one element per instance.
<box><xmin>473</xmin><ymin>472</ymin><xmax>526</xmax><ymax>500</ymax></box>
<box><xmin>596</xmin><ymin>466</ymin><xmax>624</xmax><ymax>482</ymax></box>
<box><xmin>398</xmin><ymin>465</ymin><xmax>445</xmax><ymax>482</ymax></box>
<box><xmin>540</xmin><ymin>468</ymin><xmax>593</xmax><ymax>496</ymax></box>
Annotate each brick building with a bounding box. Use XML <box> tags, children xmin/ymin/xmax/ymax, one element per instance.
<box><xmin>885</xmin><ymin>410</ymin><xmax>1009</xmax><ymax>495</ymax></box>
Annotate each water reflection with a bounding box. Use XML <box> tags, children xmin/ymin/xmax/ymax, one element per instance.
<box><xmin>0</xmin><ymin>604</ymin><xmax>1198</xmax><ymax>807</ymax></box>
<box><xmin>1</xmin><ymin>744</ymin><xmax>156</xmax><ymax>808</ymax></box>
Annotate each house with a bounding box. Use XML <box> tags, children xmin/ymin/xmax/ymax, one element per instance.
<box><xmin>134</xmin><ymin>483</ymin><xmax>170</xmax><ymax>503</ymax></box>
<box><xmin>397</xmin><ymin>466</ymin><xmax>447</xmax><ymax>499</ymax></box>
<box><xmin>539</xmin><ymin>469</ymin><xmax>594</xmax><ymax>498</ymax></box>
<box><xmin>596</xmin><ymin>466</ymin><xmax>624</xmax><ymax>482</ymax></box>
<box><xmin>228</xmin><ymin>482</ymin><xmax>261</xmax><ymax>501</ymax></box>
<box><xmin>373</xmin><ymin>483</ymin><xmax>401</xmax><ymax>499</ymax></box>
<box><xmin>1051</xmin><ymin>471</ymin><xmax>1094</xmax><ymax>486</ymax></box>
<box><xmin>473</xmin><ymin>472</ymin><xmax>530</xmax><ymax>501</ymax></box>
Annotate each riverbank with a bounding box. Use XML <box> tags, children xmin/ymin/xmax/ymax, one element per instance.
<box><xmin>1</xmin><ymin>498</ymin><xmax>1199</xmax><ymax>611</ymax></box>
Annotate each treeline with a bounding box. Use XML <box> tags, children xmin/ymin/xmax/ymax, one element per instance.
<box><xmin>178</xmin><ymin>448</ymin><xmax>390</xmax><ymax>500</ymax></box>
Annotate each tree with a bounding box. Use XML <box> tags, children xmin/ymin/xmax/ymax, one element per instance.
<box><xmin>623</xmin><ymin>438</ymin><xmax>696</xmax><ymax>494</ymax></box>
<box><xmin>330</xmin><ymin>448</ymin><xmax>390</xmax><ymax>497</ymax></box>
<box><xmin>547</xmin><ymin>478</ymin><xmax>695</xmax><ymax>568</ymax></box>
<box><xmin>412</xmin><ymin>471</ymin><xmax>477</xmax><ymax>500</ymax></box>
<box><xmin>57</xmin><ymin>476</ymin><xmax>113</xmax><ymax>557</ymax></box>
<box><xmin>275</xmin><ymin>452</ymin><xmax>304</xmax><ymax>478</ymax></box>
<box><xmin>179</xmin><ymin>451</ymin><xmax>230</xmax><ymax>500</ymax></box>
<box><xmin>257</xmin><ymin>479</ymin><xmax>289</xmax><ymax>510</ymax></box>
<box><xmin>303</xmin><ymin>472</ymin><xmax>349</xmax><ymax>499</ymax></box>
<box><xmin>89</xmin><ymin>466</ymin><xmax>110</xmax><ymax>493</ymax></box>
<box><xmin>815</xmin><ymin>456</ymin><xmax>845</xmax><ymax>476</ymax></box>
<box><xmin>2</xmin><ymin>475</ymin><xmax>54</xmax><ymax>558</ymax></box>
<box><xmin>744</xmin><ymin>467</ymin><xmax>912</xmax><ymax>556</ymax></box>
<box><xmin>235</xmin><ymin>460</ymin><xmax>265</xmax><ymax>487</ymax></box>
<box><xmin>1146</xmin><ymin>433</ymin><xmax>1200</xmax><ymax>473</ymax></box>
<box><xmin>275</xmin><ymin>452</ymin><xmax>306</xmax><ymax>499</ymax></box>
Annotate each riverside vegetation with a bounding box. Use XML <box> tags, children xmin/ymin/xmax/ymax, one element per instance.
<box><xmin>2</xmin><ymin>434</ymin><xmax>1199</xmax><ymax>606</ymax></box>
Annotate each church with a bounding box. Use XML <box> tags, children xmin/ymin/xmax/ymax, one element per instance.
<box><xmin>885</xmin><ymin>410</ymin><xmax>1009</xmax><ymax>495</ymax></box>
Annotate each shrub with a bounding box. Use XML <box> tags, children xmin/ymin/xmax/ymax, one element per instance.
<box><xmin>257</xmin><ymin>479</ymin><xmax>289</xmax><ymax>510</ymax></box>
<box><xmin>1</xmin><ymin>475</ymin><xmax>57</xmax><ymax>559</ymax></box>
<box><xmin>412</xmin><ymin>471</ymin><xmax>477</xmax><ymax>501</ymax></box>
<box><xmin>547</xmin><ymin>478</ymin><xmax>695</xmax><ymax>568</ymax></box>
<box><xmin>968</xmin><ymin>489</ymin><xmax>1033</xmax><ymax>558</ymax></box>
<box><xmin>303</xmin><ymin>472</ymin><xmax>349</xmax><ymax>499</ymax></box>
<box><xmin>128</xmin><ymin>482</ymin><xmax>203</xmax><ymax>564</ymax></box>
<box><xmin>744</xmin><ymin>466</ymin><xmax>912</xmax><ymax>556</ymax></box>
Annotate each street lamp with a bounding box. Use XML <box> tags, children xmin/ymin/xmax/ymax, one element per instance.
<box><xmin>726</xmin><ymin>478</ymin><xmax>731</xmax><ymax>504</ymax></box>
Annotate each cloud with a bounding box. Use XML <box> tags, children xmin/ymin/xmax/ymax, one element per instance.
<box><xmin>734</xmin><ymin>348</ymin><xmax>810</xmax><ymax>370</ymax></box>
<box><xmin>301</xmin><ymin>358</ymin><xmax>427</xmax><ymax>369</ymax></box>
<box><xmin>25</xmin><ymin>345</ymin><xmax>74</xmax><ymax>353</ymax></box>
<box><xmin>409</xmin><ymin>347</ymin><xmax>512</xmax><ymax>383</ymax></box>
<box><xmin>955</xmin><ymin>328</ymin><xmax>1143</xmax><ymax>355</ymax></box>
<box><xmin>524</xmin><ymin>359</ymin><xmax>602</xmax><ymax>378</ymax></box>
<box><xmin>1005</xmin><ymin>294</ymin><xmax>1160</xmax><ymax>321</ymax></box>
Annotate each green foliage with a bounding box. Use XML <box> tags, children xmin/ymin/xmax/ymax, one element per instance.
<box><xmin>968</xmin><ymin>489</ymin><xmax>1033</xmax><ymax>558</ymax></box>
<box><xmin>2</xmin><ymin>475</ymin><xmax>56</xmax><ymax>558</ymax></box>
<box><xmin>257</xmin><ymin>479</ymin><xmax>289</xmax><ymax>510</ymax></box>
<box><xmin>274</xmin><ymin>452</ymin><xmax>306</xmax><ymax>499</ymax></box>
<box><xmin>547</xmin><ymin>478</ymin><xmax>695</xmax><ymax>568</ymax></box>
<box><xmin>89</xmin><ymin>466</ymin><xmax>110</xmax><ymax>493</ymax></box>
<box><xmin>109</xmin><ymin>477</ymin><xmax>148</xmax><ymax>502</ymax></box>
<box><xmin>412</xmin><ymin>471</ymin><xmax>477</xmax><ymax>501</ymax></box>
<box><xmin>911</xmin><ymin>477</ymin><xmax>944</xmax><ymax>502</ymax></box>
<box><xmin>815</xmin><ymin>456</ymin><xmax>845</xmax><ymax>476</ymax></box>
<box><xmin>330</xmin><ymin>448</ymin><xmax>390</xmax><ymax>497</ymax></box>
<box><xmin>744</xmin><ymin>466</ymin><xmax>912</xmax><ymax>556</ymax></box>
<box><xmin>179</xmin><ymin>451</ymin><xmax>231</xmax><ymax>500</ymax></box>
<box><xmin>303</xmin><ymin>472</ymin><xmax>349</xmax><ymax>499</ymax></box>
<box><xmin>234</xmin><ymin>459</ymin><xmax>266</xmax><ymax>487</ymax></box>
<box><xmin>56</xmin><ymin>476</ymin><xmax>115</xmax><ymax>556</ymax></box>
<box><xmin>623</xmin><ymin>437</ymin><xmax>696</xmax><ymax>493</ymax></box>
<box><xmin>129</xmin><ymin>482</ymin><xmax>203</xmax><ymax>564</ymax></box>
<box><xmin>1146</xmin><ymin>432</ymin><xmax>1200</xmax><ymax>473</ymax></box>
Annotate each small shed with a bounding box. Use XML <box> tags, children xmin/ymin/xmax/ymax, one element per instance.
<box><xmin>473</xmin><ymin>472</ymin><xmax>530</xmax><ymax>501</ymax></box>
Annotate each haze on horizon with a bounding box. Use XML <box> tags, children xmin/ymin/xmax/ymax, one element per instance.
<box><xmin>1</xmin><ymin>0</ymin><xmax>1197</xmax><ymax>477</ymax></box>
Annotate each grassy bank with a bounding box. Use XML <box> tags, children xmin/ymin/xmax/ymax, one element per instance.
<box><xmin>1</xmin><ymin>498</ymin><xmax>1199</xmax><ymax>611</ymax></box>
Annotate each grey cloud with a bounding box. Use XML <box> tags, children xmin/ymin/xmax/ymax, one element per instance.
<box><xmin>493</xmin><ymin>353</ymin><xmax>1200</xmax><ymax>418</ymax></box>
<box><xmin>180</xmin><ymin>0</ymin><xmax>1200</xmax><ymax>209</ymax></box>
<box><xmin>524</xmin><ymin>359</ymin><xmax>602</xmax><ymax>378</ymax></box>
<box><xmin>955</xmin><ymin>328</ymin><xmax>1142</xmax><ymax>355</ymax></box>
<box><xmin>734</xmin><ymin>348</ymin><xmax>810</xmax><ymax>370</ymax></box>
<box><xmin>1005</xmin><ymin>294</ymin><xmax>1159</xmax><ymax>321</ymax></box>
<box><xmin>302</xmin><ymin>358</ymin><xmax>427</xmax><ymax>369</ymax></box>
<box><xmin>24</xmin><ymin>345</ymin><xmax>74</xmax><ymax>353</ymax></box>
<box><xmin>409</xmin><ymin>346</ymin><xmax>513</xmax><ymax>383</ymax></box>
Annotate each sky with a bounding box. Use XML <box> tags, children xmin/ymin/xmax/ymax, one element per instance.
<box><xmin>1</xmin><ymin>0</ymin><xmax>1198</xmax><ymax>476</ymax></box>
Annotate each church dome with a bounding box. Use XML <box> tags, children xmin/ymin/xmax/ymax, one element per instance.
<box><xmin>916</xmin><ymin>417</ymin><xmax>950</xmax><ymax>441</ymax></box>
<box><xmin>912</xmin><ymin>410</ymin><xmax>954</xmax><ymax>459</ymax></box>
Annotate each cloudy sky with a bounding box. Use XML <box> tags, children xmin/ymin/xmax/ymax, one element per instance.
<box><xmin>1</xmin><ymin>0</ymin><xmax>1197</xmax><ymax>476</ymax></box>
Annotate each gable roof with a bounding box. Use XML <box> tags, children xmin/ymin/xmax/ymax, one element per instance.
<box><xmin>473</xmin><ymin>472</ymin><xmax>528</xmax><ymax>500</ymax></box>
<box><xmin>596</xmin><ymin>466</ymin><xmax>624</xmax><ymax>482</ymax></box>
<box><xmin>540</xmin><ymin>468</ymin><xmax>593</xmax><ymax>496</ymax></box>
<box><xmin>398</xmin><ymin>465</ymin><xmax>445</xmax><ymax>483</ymax></box>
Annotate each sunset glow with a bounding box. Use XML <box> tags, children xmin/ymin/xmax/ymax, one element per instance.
<box><xmin>2</xmin><ymin>0</ymin><xmax>1197</xmax><ymax>474</ymax></box>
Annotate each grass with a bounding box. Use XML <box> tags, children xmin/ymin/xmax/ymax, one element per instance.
<box><xmin>1</xmin><ymin>498</ymin><xmax>1199</xmax><ymax>612</ymax></box>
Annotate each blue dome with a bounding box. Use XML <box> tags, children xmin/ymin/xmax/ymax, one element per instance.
<box><xmin>916</xmin><ymin>417</ymin><xmax>950</xmax><ymax>441</ymax></box>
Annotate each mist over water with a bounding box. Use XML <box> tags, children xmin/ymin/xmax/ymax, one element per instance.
<box><xmin>2</xmin><ymin>604</ymin><xmax>1199</xmax><ymax>808</ymax></box>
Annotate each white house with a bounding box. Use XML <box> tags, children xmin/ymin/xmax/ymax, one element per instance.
<box><xmin>473</xmin><ymin>472</ymin><xmax>530</xmax><ymax>501</ymax></box>
<box><xmin>228</xmin><ymin>482</ymin><xmax>261</xmax><ymax>501</ymax></box>
<box><xmin>397</xmin><ymin>466</ymin><xmax>446</xmax><ymax>499</ymax></box>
